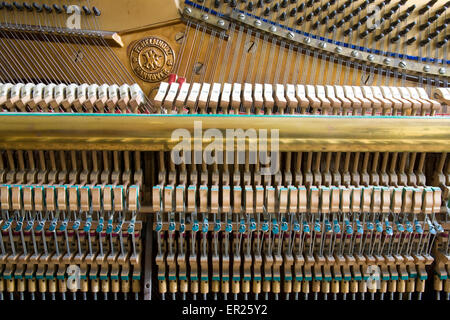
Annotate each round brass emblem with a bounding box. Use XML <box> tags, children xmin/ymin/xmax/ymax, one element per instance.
<box><xmin>129</xmin><ymin>37</ymin><xmax>175</xmax><ymax>83</ymax></box>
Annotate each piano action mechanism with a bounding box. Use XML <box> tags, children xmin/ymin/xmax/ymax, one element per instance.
<box><xmin>0</xmin><ymin>0</ymin><xmax>449</xmax><ymax>301</ymax></box>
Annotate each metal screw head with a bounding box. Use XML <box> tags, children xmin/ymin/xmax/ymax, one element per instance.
<box><xmin>238</xmin><ymin>13</ymin><xmax>245</xmax><ymax>20</ymax></box>
<box><xmin>335</xmin><ymin>46</ymin><xmax>343</xmax><ymax>53</ymax></box>
<box><xmin>398</xmin><ymin>61</ymin><xmax>407</xmax><ymax>68</ymax></box>
<box><xmin>287</xmin><ymin>31</ymin><xmax>295</xmax><ymax>39</ymax></box>
<box><xmin>254</xmin><ymin>20</ymin><xmax>262</xmax><ymax>26</ymax></box>
<box><xmin>439</xmin><ymin>67</ymin><xmax>446</xmax><ymax>75</ymax></box>
<box><xmin>367</xmin><ymin>54</ymin><xmax>375</xmax><ymax>62</ymax></box>
<box><xmin>269</xmin><ymin>25</ymin><xmax>277</xmax><ymax>32</ymax></box>
<box><xmin>383</xmin><ymin>58</ymin><xmax>391</xmax><ymax>65</ymax></box>
<box><xmin>319</xmin><ymin>42</ymin><xmax>326</xmax><ymax>49</ymax></box>
<box><xmin>184</xmin><ymin>7</ymin><xmax>192</xmax><ymax>15</ymax></box>
<box><xmin>423</xmin><ymin>65</ymin><xmax>431</xmax><ymax>72</ymax></box>
<box><xmin>304</xmin><ymin>37</ymin><xmax>311</xmax><ymax>44</ymax></box>
<box><xmin>351</xmin><ymin>50</ymin><xmax>359</xmax><ymax>58</ymax></box>
<box><xmin>201</xmin><ymin>14</ymin><xmax>209</xmax><ymax>21</ymax></box>
<box><xmin>217</xmin><ymin>19</ymin><xmax>225</xmax><ymax>26</ymax></box>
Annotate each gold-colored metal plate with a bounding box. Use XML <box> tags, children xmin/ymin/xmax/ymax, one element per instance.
<box><xmin>0</xmin><ymin>114</ymin><xmax>448</xmax><ymax>152</ymax></box>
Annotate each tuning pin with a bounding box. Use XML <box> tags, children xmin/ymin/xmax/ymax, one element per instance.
<box><xmin>82</xmin><ymin>5</ymin><xmax>91</xmax><ymax>15</ymax></box>
<box><xmin>272</xmin><ymin>2</ymin><xmax>280</xmax><ymax>11</ymax></box>
<box><xmin>321</xmin><ymin>16</ymin><xmax>329</xmax><ymax>25</ymax></box>
<box><xmin>23</xmin><ymin>2</ymin><xmax>33</xmax><ymax>11</ymax></box>
<box><xmin>406</xmin><ymin>36</ymin><xmax>416</xmax><ymax>45</ymax></box>
<box><xmin>298</xmin><ymin>2</ymin><xmax>305</xmax><ymax>12</ymax></box>
<box><xmin>435</xmin><ymin>6</ymin><xmax>446</xmax><ymax>16</ymax></box>
<box><xmin>337</xmin><ymin>4</ymin><xmax>347</xmax><ymax>13</ymax></box>
<box><xmin>419</xmin><ymin>21</ymin><xmax>431</xmax><ymax>31</ymax></box>
<box><xmin>419</xmin><ymin>0</ymin><xmax>437</xmax><ymax>15</ymax></box>
<box><xmin>328</xmin><ymin>10</ymin><xmax>337</xmax><ymax>19</ymax></box>
<box><xmin>12</xmin><ymin>1</ymin><xmax>23</xmax><ymax>10</ymax></box>
<box><xmin>344</xmin><ymin>28</ymin><xmax>353</xmax><ymax>36</ymax></box>
<box><xmin>352</xmin><ymin>7</ymin><xmax>361</xmax><ymax>16</ymax></box>
<box><xmin>306</xmin><ymin>0</ymin><xmax>314</xmax><ymax>7</ymax></box>
<box><xmin>383</xmin><ymin>9</ymin><xmax>394</xmax><ymax>19</ymax></box>
<box><xmin>390</xmin><ymin>34</ymin><xmax>401</xmax><ymax>43</ymax></box>
<box><xmin>428</xmin><ymin>15</ymin><xmax>439</xmax><ymax>24</ymax></box>
<box><xmin>343</xmin><ymin>13</ymin><xmax>353</xmax><ymax>22</ymax></box>
<box><xmin>419</xmin><ymin>38</ymin><xmax>430</xmax><ymax>47</ymax></box>
<box><xmin>306</xmin><ymin>12</ymin><xmax>313</xmax><ymax>21</ymax></box>
<box><xmin>390</xmin><ymin>19</ymin><xmax>400</xmax><ymax>28</ymax></box>
<box><xmin>399</xmin><ymin>12</ymin><xmax>409</xmax><ymax>21</ymax></box>
<box><xmin>406</xmin><ymin>4</ymin><xmax>416</xmax><ymax>13</ymax></box>
<box><xmin>336</xmin><ymin>19</ymin><xmax>345</xmax><ymax>27</ymax></box>
<box><xmin>230</xmin><ymin>0</ymin><xmax>237</xmax><ymax>7</ymax></box>
<box><xmin>296</xmin><ymin>16</ymin><xmax>304</xmax><ymax>25</ymax></box>
<box><xmin>322</xmin><ymin>3</ymin><xmax>330</xmax><ymax>11</ymax></box>
<box><xmin>279</xmin><ymin>11</ymin><xmax>287</xmax><ymax>20</ymax></box>
<box><xmin>352</xmin><ymin>21</ymin><xmax>362</xmax><ymax>30</ymax></box>
<box><xmin>32</xmin><ymin>2</ymin><xmax>42</xmax><ymax>12</ymax></box>
<box><xmin>328</xmin><ymin>24</ymin><xmax>337</xmax><ymax>32</ymax></box>
<box><xmin>429</xmin><ymin>30</ymin><xmax>440</xmax><ymax>39</ymax></box>
<box><xmin>214</xmin><ymin>0</ymin><xmax>221</xmax><ymax>8</ymax></box>
<box><xmin>264</xmin><ymin>7</ymin><xmax>270</xmax><ymax>15</ymax></box>
<box><xmin>92</xmin><ymin>6</ymin><xmax>101</xmax><ymax>16</ymax></box>
<box><xmin>436</xmin><ymin>23</ymin><xmax>447</xmax><ymax>32</ymax></box>
<box><xmin>281</xmin><ymin>0</ymin><xmax>288</xmax><ymax>8</ymax></box>
<box><xmin>3</xmin><ymin>2</ymin><xmax>13</xmax><ymax>10</ymax></box>
<box><xmin>311</xmin><ymin>20</ymin><xmax>319</xmax><ymax>29</ymax></box>
<box><xmin>359</xmin><ymin>30</ymin><xmax>370</xmax><ymax>38</ymax></box>
<box><xmin>290</xmin><ymin>7</ymin><xmax>297</xmax><ymax>16</ymax></box>
<box><xmin>384</xmin><ymin>25</ymin><xmax>395</xmax><ymax>34</ymax></box>
<box><xmin>374</xmin><ymin>33</ymin><xmax>385</xmax><ymax>41</ymax></box>
<box><xmin>436</xmin><ymin>38</ymin><xmax>448</xmax><ymax>48</ymax></box>
<box><xmin>399</xmin><ymin>23</ymin><xmax>414</xmax><ymax>36</ymax></box>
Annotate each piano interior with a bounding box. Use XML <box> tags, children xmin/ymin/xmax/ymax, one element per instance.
<box><xmin>0</xmin><ymin>0</ymin><xmax>449</xmax><ymax>302</ymax></box>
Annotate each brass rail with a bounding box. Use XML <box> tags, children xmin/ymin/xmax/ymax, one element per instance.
<box><xmin>0</xmin><ymin>114</ymin><xmax>448</xmax><ymax>152</ymax></box>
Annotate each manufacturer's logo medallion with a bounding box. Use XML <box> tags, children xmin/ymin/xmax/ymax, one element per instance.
<box><xmin>130</xmin><ymin>37</ymin><xmax>175</xmax><ymax>83</ymax></box>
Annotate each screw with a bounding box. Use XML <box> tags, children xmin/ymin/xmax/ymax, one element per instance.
<box><xmin>423</xmin><ymin>65</ymin><xmax>430</xmax><ymax>72</ymax></box>
<box><xmin>351</xmin><ymin>50</ymin><xmax>359</xmax><ymax>57</ymax></box>
<box><xmin>238</xmin><ymin>13</ymin><xmax>245</xmax><ymax>20</ymax></box>
<box><xmin>269</xmin><ymin>25</ymin><xmax>277</xmax><ymax>32</ymax></box>
<box><xmin>384</xmin><ymin>58</ymin><xmax>391</xmax><ymax>64</ymax></box>
<box><xmin>319</xmin><ymin>42</ymin><xmax>326</xmax><ymax>48</ymax></box>
<box><xmin>367</xmin><ymin>54</ymin><xmax>375</xmax><ymax>61</ymax></box>
<box><xmin>287</xmin><ymin>31</ymin><xmax>295</xmax><ymax>39</ymax></box>
<box><xmin>335</xmin><ymin>46</ymin><xmax>343</xmax><ymax>53</ymax></box>
<box><xmin>217</xmin><ymin>19</ymin><xmax>225</xmax><ymax>26</ymax></box>
<box><xmin>184</xmin><ymin>7</ymin><xmax>192</xmax><ymax>15</ymax></box>
<box><xmin>304</xmin><ymin>37</ymin><xmax>311</xmax><ymax>44</ymax></box>
<box><xmin>254</xmin><ymin>20</ymin><xmax>262</xmax><ymax>26</ymax></box>
<box><xmin>201</xmin><ymin>14</ymin><xmax>209</xmax><ymax>21</ymax></box>
<box><xmin>399</xmin><ymin>61</ymin><xmax>407</xmax><ymax>68</ymax></box>
<box><xmin>439</xmin><ymin>67</ymin><xmax>446</xmax><ymax>75</ymax></box>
